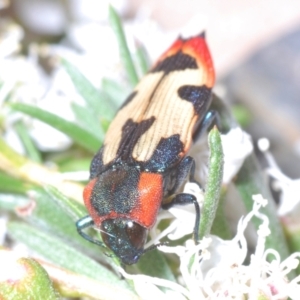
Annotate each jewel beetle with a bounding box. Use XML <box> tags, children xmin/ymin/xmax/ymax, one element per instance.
<box><xmin>76</xmin><ymin>32</ymin><xmax>217</xmax><ymax>265</ymax></box>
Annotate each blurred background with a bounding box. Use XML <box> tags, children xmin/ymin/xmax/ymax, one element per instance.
<box><xmin>1</xmin><ymin>0</ymin><xmax>300</xmax><ymax>177</ymax></box>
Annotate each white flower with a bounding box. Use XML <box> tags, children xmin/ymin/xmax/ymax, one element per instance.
<box><xmin>1</xmin><ymin>49</ymin><xmax>74</xmax><ymax>152</ymax></box>
<box><xmin>128</xmin><ymin>195</ymin><xmax>300</xmax><ymax>299</ymax></box>
<box><xmin>221</xmin><ymin>127</ymin><xmax>253</xmax><ymax>184</ymax></box>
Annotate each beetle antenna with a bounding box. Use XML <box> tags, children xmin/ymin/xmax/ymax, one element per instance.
<box><xmin>96</xmin><ymin>227</ymin><xmax>115</xmax><ymax>238</ymax></box>
<box><xmin>143</xmin><ymin>241</ymin><xmax>169</xmax><ymax>253</ymax></box>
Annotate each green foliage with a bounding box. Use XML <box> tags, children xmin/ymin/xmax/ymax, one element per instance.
<box><xmin>0</xmin><ymin>256</ymin><xmax>59</xmax><ymax>300</ymax></box>
<box><xmin>109</xmin><ymin>5</ymin><xmax>139</xmax><ymax>86</ymax></box>
<box><xmin>9</xmin><ymin>102</ymin><xmax>102</xmax><ymax>152</ymax></box>
<box><xmin>199</xmin><ymin>127</ymin><xmax>224</xmax><ymax>239</ymax></box>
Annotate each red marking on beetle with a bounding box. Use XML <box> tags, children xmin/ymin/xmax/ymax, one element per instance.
<box><xmin>83</xmin><ymin>177</ymin><xmax>97</xmax><ymax>217</ymax></box>
<box><xmin>153</xmin><ymin>35</ymin><xmax>215</xmax><ymax>88</ymax></box>
<box><xmin>83</xmin><ymin>173</ymin><xmax>163</xmax><ymax>229</ymax></box>
<box><xmin>131</xmin><ymin>172</ymin><xmax>163</xmax><ymax>228</ymax></box>
<box><xmin>157</xmin><ymin>39</ymin><xmax>184</xmax><ymax>63</ymax></box>
<box><xmin>182</xmin><ymin>36</ymin><xmax>215</xmax><ymax>88</ymax></box>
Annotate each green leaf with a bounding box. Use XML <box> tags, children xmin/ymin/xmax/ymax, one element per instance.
<box><xmin>109</xmin><ymin>5</ymin><xmax>139</xmax><ymax>86</ymax></box>
<box><xmin>25</xmin><ymin>186</ymin><xmax>106</xmax><ymax>260</ymax></box>
<box><xmin>101</xmin><ymin>77</ymin><xmax>130</xmax><ymax>108</ymax></box>
<box><xmin>0</xmin><ymin>171</ymin><xmax>34</xmax><ymax>194</ymax></box>
<box><xmin>71</xmin><ymin>102</ymin><xmax>104</xmax><ymax>136</ymax></box>
<box><xmin>14</xmin><ymin>120</ymin><xmax>42</xmax><ymax>163</ymax></box>
<box><xmin>43</xmin><ymin>185</ymin><xmax>86</xmax><ymax>221</ymax></box>
<box><xmin>0</xmin><ymin>136</ymin><xmax>27</xmax><ymax>168</ymax></box>
<box><xmin>57</xmin><ymin>157</ymin><xmax>90</xmax><ymax>173</ymax></box>
<box><xmin>9</xmin><ymin>102</ymin><xmax>101</xmax><ymax>152</ymax></box>
<box><xmin>199</xmin><ymin>127</ymin><xmax>224</xmax><ymax>239</ymax></box>
<box><xmin>62</xmin><ymin>59</ymin><xmax>116</xmax><ymax>120</ymax></box>
<box><xmin>210</xmin><ymin>189</ymin><xmax>231</xmax><ymax>239</ymax></box>
<box><xmin>135</xmin><ymin>41</ymin><xmax>150</xmax><ymax>76</ymax></box>
<box><xmin>7</xmin><ymin>222</ymin><xmax>129</xmax><ymax>289</ymax></box>
<box><xmin>0</xmin><ymin>255</ymin><xmax>59</xmax><ymax>300</ymax></box>
<box><xmin>137</xmin><ymin>249</ymin><xmax>176</xmax><ymax>284</ymax></box>
<box><xmin>42</xmin><ymin>186</ymin><xmax>124</xmax><ymax>266</ymax></box>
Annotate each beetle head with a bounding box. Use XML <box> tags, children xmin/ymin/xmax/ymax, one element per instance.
<box><xmin>100</xmin><ymin>218</ymin><xmax>148</xmax><ymax>265</ymax></box>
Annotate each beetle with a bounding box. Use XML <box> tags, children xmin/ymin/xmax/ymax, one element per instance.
<box><xmin>76</xmin><ymin>32</ymin><xmax>217</xmax><ymax>265</ymax></box>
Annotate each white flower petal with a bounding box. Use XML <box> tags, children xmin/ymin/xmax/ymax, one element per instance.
<box><xmin>221</xmin><ymin>127</ymin><xmax>253</xmax><ymax>184</ymax></box>
<box><xmin>278</xmin><ymin>178</ymin><xmax>300</xmax><ymax>216</ymax></box>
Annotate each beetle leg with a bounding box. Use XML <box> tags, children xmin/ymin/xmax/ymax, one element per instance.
<box><xmin>163</xmin><ymin>156</ymin><xmax>201</xmax><ymax>242</ymax></box>
<box><xmin>76</xmin><ymin>216</ymin><xmax>106</xmax><ymax>247</ymax></box>
<box><xmin>162</xmin><ymin>193</ymin><xmax>200</xmax><ymax>243</ymax></box>
<box><xmin>168</xmin><ymin>156</ymin><xmax>201</xmax><ymax>195</ymax></box>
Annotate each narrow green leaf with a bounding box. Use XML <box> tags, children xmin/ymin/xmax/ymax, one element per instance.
<box><xmin>7</xmin><ymin>222</ymin><xmax>127</xmax><ymax>288</ymax></box>
<box><xmin>62</xmin><ymin>59</ymin><xmax>116</xmax><ymax>121</ymax></box>
<box><xmin>9</xmin><ymin>103</ymin><xmax>101</xmax><ymax>152</ymax></box>
<box><xmin>71</xmin><ymin>102</ymin><xmax>104</xmax><ymax>135</ymax></box>
<box><xmin>0</xmin><ymin>172</ymin><xmax>34</xmax><ymax>194</ymax></box>
<box><xmin>0</xmin><ymin>136</ymin><xmax>27</xmax><ymax>168</ymax></box>
<box><xmin>14</xmin><ymin>120</ymin><xmax>42</xmax><ymax>163</ymax></box>
<box><xmin>101</xmin><ymin>77</ymin><xmax>130</xmax><ymax>108</ymax></box>
<box><xmin>109</xmin><ymin>5</ymin><xmax>139</xmax><ymax>86</ymax></box>
<box><xmin>210</xmin><ymin>189</ymin><xmax>231</xmax><ymax>239</ymax></box>
<box><xmin>58</xmin><ymin>159</ymin><xmax>90</xmax><ymax>173</ymax></box>
<box><xmin>27</xmin><ymin>187</ymin><xmax>81</xmax><ymax>237</ymax></box>
<box><xmin>25</xmin><ymin>186</ymin><xmax>105</xmax><ymax>260</ymax></box>
<box><xmin>44</xmin><ymin>185</ymin><xmax>86</xmax><ymax>221</ymax></box>
<box><xmin>135</xmin><ymin>41</ymin><xmax>150</xmax><ymax>76</ymax></box>
<box><xmin>199</xmin><ymin>127</ymin><xmax>224</xmax><ymax>239</ymax></box>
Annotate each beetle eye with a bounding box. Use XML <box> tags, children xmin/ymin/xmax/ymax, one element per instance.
<box><xmin>125</xmin><ymin>221</ymin><xmax>147</xmax><ymax>250</ymax></box>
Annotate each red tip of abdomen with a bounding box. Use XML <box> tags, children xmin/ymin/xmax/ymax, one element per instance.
<box><xmin>182</xmin><ymin>35</ymin><xmax>215</xmax><ymax>88</ymax></box>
